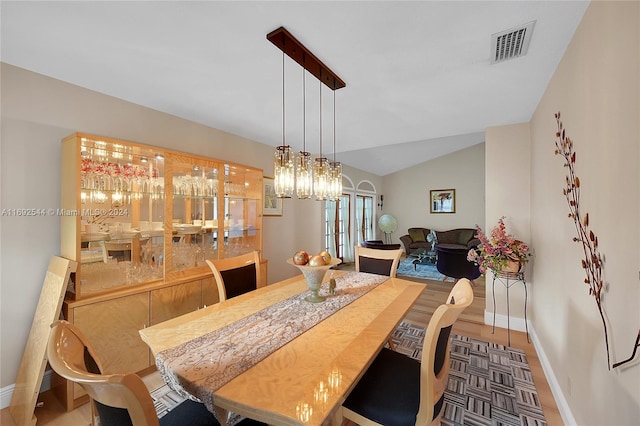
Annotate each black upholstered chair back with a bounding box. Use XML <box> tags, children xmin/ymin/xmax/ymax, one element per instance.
<box><xmin>206</xmin><ymin>251</ymin><xmax>261</xmax><ymax>302</ymax></box>
<box><xmin>355</xmin><ymin>246</ymin><xmax>403</xmax><ymax>278</ymax></box>
<box><xmin>358</xmin><ymin>256</ymin><xmax>394</xmax><ymax>276</ymax></box>
<box><xmin>433</xmin><ymin>324</ymin><xmax>453</xmax><ymax>376</ymax></box>
<box><xmin>220</xmin><ymin>263</ymin><xmax>258</xmax><ymax>299</ymax></box>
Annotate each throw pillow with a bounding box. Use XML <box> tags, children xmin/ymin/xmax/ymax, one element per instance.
<box><xmin>457</xmin><ymin>229</ymin><xmax>475</xmax><ymax>245</ymax></box>
<box><xmin>409</xmin><ymin>229</ymin><xmax>426</xmax><ymax>243</ymax></box>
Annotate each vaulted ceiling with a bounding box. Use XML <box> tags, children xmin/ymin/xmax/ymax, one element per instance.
<box><xmin>1</xmin><ymin>1</ymin><xmax>589</xmax><ymax>175</ymax></box>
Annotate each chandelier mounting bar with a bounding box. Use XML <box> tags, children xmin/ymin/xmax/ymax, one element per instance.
<box><xmin>267</xmin><ymin>26</ymin><xmax>346</xmax><ymax>91</ymax></box>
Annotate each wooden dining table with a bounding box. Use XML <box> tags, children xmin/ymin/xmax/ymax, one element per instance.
<box><xmin>139</xmin><ymin>269</ymin><xmax>425</xmax><ymax>426</ymax></box>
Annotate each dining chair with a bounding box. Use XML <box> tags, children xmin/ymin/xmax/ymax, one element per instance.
<box><xmin>339</xmin><ymin>278</ymin><xmax>474</xmax><ymax>426</ymax></box>
<box><xmin>101</xmin><ymin>238</ymin><xmax>151</xmax><ymax>263</ymax></box>
<box><xmin>355</xmin><ymin>246</ymin><xmax>403</xmax><ymax>277</ymax></box>
<box><xmin>355</xmin><ymin>245</ymin><xmax>404</xmax><ymax>350</ymax></box>
<box><xmin>47</xmin><ymin>320</ymin><xmax>221</xmax><ymax>426</ymax></box>
<box><xmin>205</xmin><ymin>251</ymin><xmax>261</xmax><ymax>301</ymax></box>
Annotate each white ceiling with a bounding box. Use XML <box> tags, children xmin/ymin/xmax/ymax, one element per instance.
<box><xmin>1</xmin><ymin>1</ymin><xmax>589</xmax><ymax>176</ymax></box>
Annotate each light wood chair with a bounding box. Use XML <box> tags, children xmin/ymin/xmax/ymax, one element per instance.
<box><xmin>355</xmin><ymin>246</ymin><xmax>403</xmax><ymax>277</ymax></box>
<box><xmin>81</xmin><ymin>241</ymin><xmax>108</xmax><ymax>263</ymax></box>
<box><xmin>205</xmin><ymin>251</ymin><xmax>261</xmax><ymax>301</ymax></box>
<box><xmin>101</xmin><ymin>238</ymin><xmax>150</xmax><ymax>262</ymax></box>
<box><xmin>355</xmin><ymin>245</ymin><xmax>404</xmax><ymax>349</ymax></box>
<box><xmin>339</xmin><ymin>278</ymin><xmax>474</xmax><ymax>426</ymax></box>
<box><xmin>46</xmin><ymin>320</ymin><xmax>219</xmax><ymax>426</ymax></box>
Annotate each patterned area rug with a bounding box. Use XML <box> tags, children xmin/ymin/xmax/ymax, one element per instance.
<box><xmin>152</xmin><ymin>322</ymin><xmax>546</xmax><ymax>425</ymax></box>
<box><xmin>396</xmin><ymin>257</ymin><xmax>454</xmax><ymax>281</ymax></box>
<box><xmin>391</xmin><ymin>322</ymin><xmax>547</xmax><ymax>426</ymax></box>
<box><xmin>150</xmin><ymin>383</ymin><xmax>187</xmax><ymax>418</ymax></box>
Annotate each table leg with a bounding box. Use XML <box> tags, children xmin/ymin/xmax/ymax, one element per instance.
<box><xmin>214</xmin><ymin>405</ymin><xmax>230</xmax><ymax>426</ymax></box>
<box><xmin>331</xmin><ymin>405</ymin><xmax>344</xmax><ymax>425</ymax></box>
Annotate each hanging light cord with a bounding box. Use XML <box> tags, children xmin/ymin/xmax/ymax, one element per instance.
<box><xmin>303</xmin><ymin>65</ymin><xmax>306</xmax><ymax>153</ymax></box>
<box><xmin>333</xmin><ymin>90</ymin><xmax>336</xmax><ymax>162</ymax></box>
<box><xmin>319</xmin><ymin>82</ymin><xmax>323</xmax><ymax>159</ymax></box>
<box><xmin>282</xmin><ymin>51</ymin><xmax>285</xmax><ymax>148</ymax></box>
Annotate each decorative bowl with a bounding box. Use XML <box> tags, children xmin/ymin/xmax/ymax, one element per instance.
<box><xmin>287</xmin><ymin>257</ymin><xmax>342</xmax><ymax>303</ymax></box>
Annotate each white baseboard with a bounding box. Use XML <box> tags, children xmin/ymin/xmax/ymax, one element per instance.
<box><xmin>484</xmin><ymin>309</ymin><xmax>528</xmax><ymax>332</ymax></box>
<box><xmin>0</xmin><ymin>384</ymin><xmax>14</xmax><ymax>410</ymax></box>
<box><xmin>0</xmin><ymin>370</ymin><xmax>52</xmax><ymax>410</ymax></box>
<box><xmin>528</xmin><ymin>324</ymin><xmax>577</xmax><ymax>425</ymax></box>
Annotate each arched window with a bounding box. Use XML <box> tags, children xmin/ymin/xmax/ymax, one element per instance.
<box><xmin>324</xmin><ymin>177</ymin><xmax>381</xmax><ymax>263</ymax></box>
<box><xmin>355</xmin><ymin>181</ymin><xmax>377</xmax><ymax>247</ymax></box>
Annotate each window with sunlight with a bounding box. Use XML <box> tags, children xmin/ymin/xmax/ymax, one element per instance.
<box><xmin>325</xmin><ymin>194</ymin><xmax>351</xmax><ymax>262</ymax></box>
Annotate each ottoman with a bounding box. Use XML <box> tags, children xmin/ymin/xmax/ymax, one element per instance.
<box><xmin>435</xmin><ymin>243</ymin><xmax>481</xmax><ymax>281</ymax></box>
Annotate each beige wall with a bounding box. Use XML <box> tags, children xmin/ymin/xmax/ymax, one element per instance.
<box><xmin>0</xmin><ymin>63</ymin><xmax>380</xmax><ymax>389</ymax></box>
<box><xmin>485</xmin><ymin>123</ymin><xmax>532</xmax><ymax>330</ymax></box>
<box><xmin>528</xmin><ymin>1</ymin><xmax>639</xmax><ymax>424</ymax></box>
<box><xmin>382</xmin><ymin>142</ymin><xmax>486</xmax><ymax>245</ymax></box>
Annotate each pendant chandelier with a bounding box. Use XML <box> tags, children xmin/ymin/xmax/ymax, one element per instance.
<box><xmin>273</xmin><ymin>51</ymin><xmax>294</xmax><ymax>198</ymax></box>
<box><xmin>267</xmin><ymin>27</ymin><xmax>345</xmax><ymax>200</ymax></box>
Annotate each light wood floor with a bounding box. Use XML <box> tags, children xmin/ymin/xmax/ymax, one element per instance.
<box><xmin>1</xmin><ymin>273</ymin><xmax>562</xmax><ymax>426</ymax></box>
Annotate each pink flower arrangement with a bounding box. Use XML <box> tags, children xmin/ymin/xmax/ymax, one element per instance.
<box><xmin>467</xmin><ymin>217</ymin><xmax>530</xmax><ymax>273</ymax></box>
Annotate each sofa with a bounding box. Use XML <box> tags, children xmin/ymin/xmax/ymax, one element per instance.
<box><xmin>399</xmin><ymin>227</ymin><xmax>479</xmax><ymax>255</ymax></box>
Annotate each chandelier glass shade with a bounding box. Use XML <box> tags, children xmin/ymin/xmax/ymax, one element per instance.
<box><xmin>296</xmin><ymin>151</ymin><xmax>313</xmax><ymax>199</ymax></box>
<box><xmin>313</xmin><ymin>157</ymin><xmax>330</xmax><ymax>200</ymax></box>
<box><xmin>274</xmin><ymin>144</ymin><xmax>294</xmax><ymax>198</ymax></box>
<box><xmin>327</xmin><ymin>160</ymin><xmax>342</xmax><ymax>201</ymax></box>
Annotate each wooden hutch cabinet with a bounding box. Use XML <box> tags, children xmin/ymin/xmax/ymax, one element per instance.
<box><xmin>55</xmin><ymin>133</ymin><xmax>266</xmax><ymax>409</ymax></box>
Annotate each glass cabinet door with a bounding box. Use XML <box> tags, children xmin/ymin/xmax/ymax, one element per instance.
<box><xmin>170</xmin><ymin>161</ymin><xmax>220</xmax><ymax>272</ymax></box>
<box><xmin>77</xmin><ymin>136</ymin><xmax>165</xmax><ymax>295</ymax></box>
<box><xmin>222</xmin><ymin>164</ymin><xmax>262</xmax><ymax>259</ymax></box>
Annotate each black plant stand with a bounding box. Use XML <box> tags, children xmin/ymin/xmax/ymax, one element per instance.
<box><xmin>491</xmin><ymin>269</ymin><xmax>529</xmax><ymax>346</ymax></box>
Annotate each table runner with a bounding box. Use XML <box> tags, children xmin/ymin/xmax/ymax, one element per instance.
<box><xmin>155</xmin><ymin>271</ymin><xmax>388</xmax><ymax>415</ymax></box>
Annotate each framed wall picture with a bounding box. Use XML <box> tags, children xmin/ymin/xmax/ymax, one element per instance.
<box><xmin>263</xmin><ymin>177</ymin><xmax>283</xmax><ymax>216</ymax></box>
<box><xmin>430</xmin><ymin>189</ymin><xmax>456</xmax><ymax>213</ymax></box>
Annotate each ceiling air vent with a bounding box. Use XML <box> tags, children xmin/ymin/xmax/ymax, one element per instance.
<box><xmin>490</xmin><ymin>21</ymin><xmax>536</xmax><ymax>64</ymax></box>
